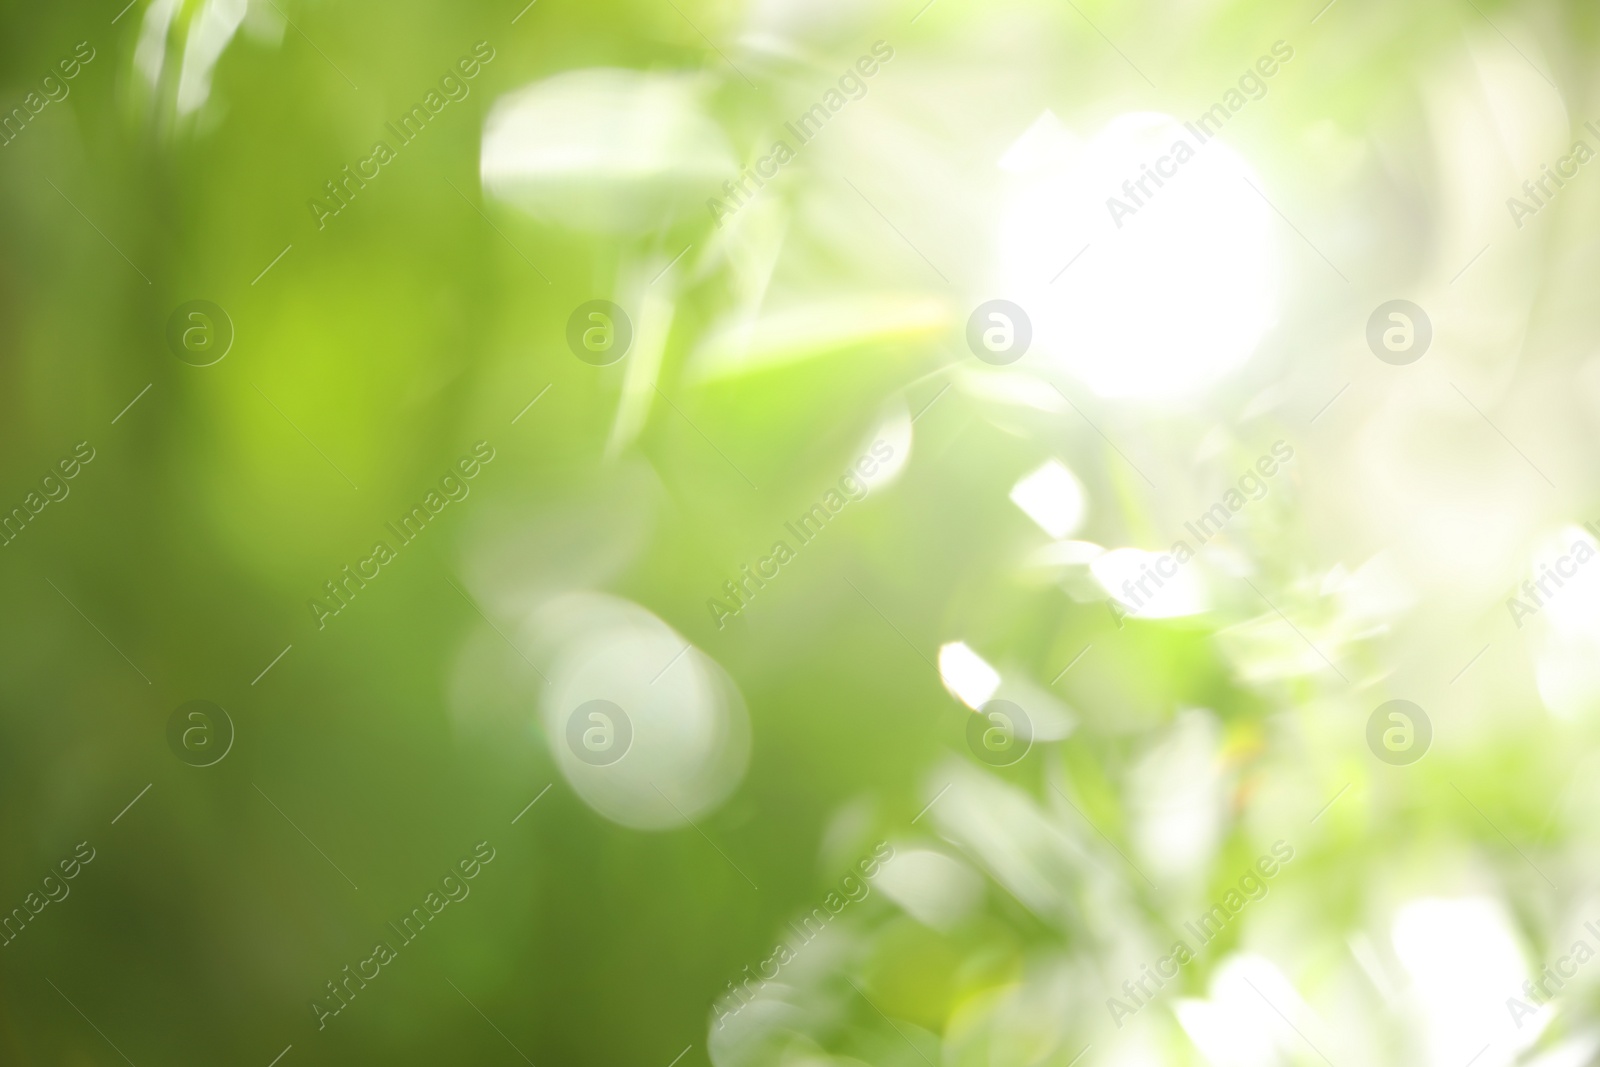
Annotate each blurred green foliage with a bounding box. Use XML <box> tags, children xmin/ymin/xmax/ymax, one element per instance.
<box><xmin>6</xmin><ymin>1</ymin><xmax>1600</xmax><ymax>1065</ymax></box>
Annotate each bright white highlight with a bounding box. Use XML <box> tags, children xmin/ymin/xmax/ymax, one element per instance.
<box><xmin>482</xmin><ymin>69</ymin><xmax>733</xmax><ymax>233</ymax></box>
<box><xmin>175</xmin><ymin>0</ymin><xmax>248</xmax><ymax>117</ymax></box>
<box><xmin>996</xmin><ymin>110</ymin><xmax>1279</xmax><ymax>401</ymax></box>
<box><xmin>1392</xmin><ymin>897</ymin><xmax>1540</xmax><ymax>1066</ymax></box>
<box><xmin>1010</xmin><ymin>459</ymin><xmax>1086</xmax><ymax>538</ymax></box>
<box><xmin>1092</xmin><ymin>546</ymin><xmax>1208</xmax><ymax>618</ymax></box>
<box><xmin>1175</xmin><ymin>955</ymin><xmax>1314</xmax><ymax>1067</ymax></box>
<box><xmin>938</xmin><ymin>641</ymin><xmax>1000</xmax><ymax>710</ymax></box>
